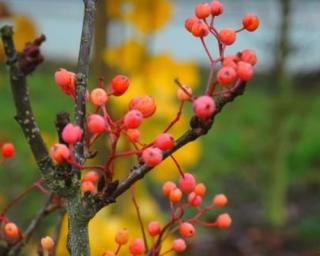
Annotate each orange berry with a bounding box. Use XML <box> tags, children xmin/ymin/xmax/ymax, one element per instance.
<box><xmin>111</xmin><ymin>75</ymin><xmax>130</xmax><ymax>96</ymax></box>
<box><xmin>126</xmin><ymin>129</ymin><xmax>141</xmax><ymax>143</ymax></box>
<box><xmin>179</xmin><ymin>222</ymin><xmax>196</xmax><ymax>238</ymax></box>
<box><xmin>102</xmin><ymin>251</ymin><xmax>116</xmax><ymax>256</ymax></box>
<box><xmin>147</xmin><ymin>221</ymin><xmax>161</xmax><ymax>236</ymax></box>
<box><xmin>81</xmin><ymin>181</ymin><xmax>97</xmax><ymax>194</ymax></box>
<box><xmin>4</xmin><ymin>222</ymin><xmax>19</xmax><ymax>239</ymax></box>
<box><xmin>1</xmin><ymin>143</ymin><xmax>15</xmax><ymax>158</ymax></box>
<box><xmin>90</xmin><ymin>88</ymin><xmax>108</xmax><ymax>106</ymax></box>
<box><xmin>176</xmin><ymin>85</ymin><xmax>192</xmax><ymax>101</ymax></box>
<box><xmin>172</xmin><ymin>239</ymin><xmax>187</xmax><ymax>253</ymax></box>
<box><xmin>213</xmin><ymin>193</ymin><xmax>228</xmax><ymax>207</ymax></box>
<box><xmin>195</xmin><ymin>3</ymin><xmax>211</xmax><ymax>19</ymax></box>
<box><xmin>194</xmin><ymin>183</ymin><xmax>206</xmax><ymax>196</ymax></box>
<box><xmin>240</xmin><ymin>49</ymin><xmax>257</xmax><ymax>66</ymax></box>
<box><xmin>54</xmin><ymin>68</ymin><xmax>76</xmax><ymax>97</ymax></box>
<box><xmin>115</xmin><ymin>228</ymin><xmax>129</xmax><ymax>245</ymax></box>
<box><xmin>219</xmin><ymin>28</ymin><xmax>237</xmax><ymax>45</ymax></box>
<box><xmin>154</xmin><ymin>133</ymin><xmax>175</xmax><ymax>151</ymax></box>
<box><xmin>222</xmin><ymin>55</ymin><xmax>238</xmax><ymax>69</ymax></box>
<box><xmin>210</xmin><ymin>1</ymin><xmax>224</xmax><ymax>16</ymax></box>
<box><xmin>188</xmin><ymin>192</ymin><xmax>202</xmax><ymax>207</ymax></box>
<box><xmin>237</xmin><ymin>61</ymin><xmax>254</xmax><ymax>81</ymax></box>
<box><xmin>162</xmin><ymin>181</ymin><xmax>176</xmax><ymax>197</ymax></box>
<box><xmin>217</xmin><ymin>66</ymin><xmax>237</xmax><ymax>85</ymax></box>
<box><xmin>242</xmin><ymin>13</ymin><xmax>260</xmax><ymax>32</ymax></box>
<box><xmin>49</xmin><ymin>143</ymin><xmax>70</xmax><ymax>164</ymax></box>
<box><xmin>82</xmin><ymin>171</ymin><xmax>99</xmax><ymax>183</ymax></box>
<box><xmin>41</xmin><ymin>236</ymin><xmax>54</xmax><ymax>251</ymax></box>
<box><xmin>191</xmin><ymin>20</ymin><xmax>209</xmax><ymax>37</ymax></box>
<box><xmin>185</xmin><ymin>16</ymin><xmax>199</xmax><ymax>33</ymax></box>
<box><xmin>124</xmin><ymin>110</ymin><xmax>143</xmax><ymax>129</ymax></box>
<box><xmin>129</xmin><ymin>96</ymin><xmax>156</xmax><ymax>118</ymax></box>
<box><xmin>216</xmin><ymin>213</ymin><xmax>232</xmax><ymax>229</ymax></box>
<box><xmin>169</xmin><ymin>188</ymin><xmax>182</xmax><ymax>204</ymax></box>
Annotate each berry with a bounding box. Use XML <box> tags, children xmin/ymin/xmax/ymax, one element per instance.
<box><xmin>195</xmin><ymin>3</ymin><xmax>211</xmax><ymax>19</ymax></box>
<box><xmin>213</xmin><ymin>193</ymin><xmax>228</xmax><ymax>207</ymax></box>
<box><xmin>217</xmin><ymin>66</ymin><xmax>237</xmax><ymax>85</ymax></box>
<box><xmin>188</xmin><ymin>192</ymin><xmax>202</xmax><ymax>207</ymax></box>
<box><xmin>142</xmin><ymin>147</ymin><xmax>162</xmax><ymax>167</ymax></box>
<box><xmin>162</xmin><ymin>181</ymin><xmax>176</xmax><ymax>197</ymax></box>
<box><xmin>129</xmin><ymin>96</ymin><xmax>156</xmax><ymax>118</ymax></box>
<box><xmin>240</xmin><ymin>49</ymin><xmax>257</xmax><ymax>66</ymax></box>
<box><xmin>179</xmin><ymin>173</ymin><xmax>196</xmax><ymax>193</ymax></box>
<box><xmin>124</xmin><ymin>110</ymin><xmax>143</xmax><ymax>129</ymax></box>
<box><xmin>237</xmin><ymin>61</ymin><xmax>254</xmax><ymax>81</ymax></box>
<box><xmin>90</xmin><ymin>88</ymin><xmax>108</xmax><ymax>106</ymax></box>
<box><xmin>62</xmin><ymin>123</ymin><xmax>83</xmax><ymax>144</ymax></box>
<box><xmin>179</xmin><ymin>222</ymin><xmax>196</xmax><ymax>238</ymax></box>
<box><xmin>126</xmin><ymin>129</ymin><xmax>141</xmax><ymax>143</ymax></box>
<box><xmin>115</xmin><ymin>228</ymin><xmax>129</xmax><ymax>245</ymax></box>
<box><xmin>169</xmin><ymin>188</ymin><xmax>182</xmax><ymax>204</ymax></box>
<box><xmin>111</xmin><ymin>75</ymin><xmax>130</xmax><ymax>96</ymax></box>
<box><xmin>210</xmin><ymin>1</ymin><xmax>224</xmax><ymax>16</ymax></box>
<box><xmin>194</xmin><ymin>183</ymin><xmax>206</xmax><ymax>196</ymax></box>
<box><xmin>172</xmin><ymin>239</ymin><xmax>187</xmax><ymax>253</ymax></box>
<box><xmin>81</xmin><ymin>181</ymin><xmax>97</xmax><ymax>194</ymax></box>
<box><xmin>1</xmin><ymin>143</ymin><xmax>15</xmax><ymax>158</ymax></box>
<box><xmin>242</xmin><ymin>13</ymin><xmax>260</xmax><ymax>32</ymax></box>
<box><xmin>41</xmin><ymin>236</ymin><xmax>54</xmax><ymax>251</ymax></box>
<box><xmin>54</xmin><ymin>68</ymin><xmax>75</xmax><ymax>97</ymax></box>
<box><xmin>147</xmin><ymin>221</ymin><xmax>161</xmax><ymax>236</ymax></box>
<box><xmin>192</xmin><ymin>96</ymin><xmax>216</xmax><ymax>119</ymax></box>
<box><xmin>4</xmin><ymin>222</ymin><xmax>19</xmax><ymax>239</ymax></box>
<box><xmin>219</xmin><ymin>28</ymin><xmax>237</xmax><ymax>45</ymax></box>
<box><xmin>87</xmin><ymin>114</ymin><xmax>106</xmax><ymax>134</ymax></box>
<box><xmin>50</xmin><ymin>144</ymin><xmax>70</xmax><ymax>163</ymax></box>
<box><xmin>129</xmin><ymin>239</ymin><xmax>145</xmax><ymax>255</ymax></box>
<box><xmin>154</xmin><ymin>133</ymin><xmax>175</xmax><ymax>151</ymax></box>
<box><xmin>176</xmin><ymin>85</ymin><xmax>192</xmax><ymax>101</ymax></box>
<box><xmin>223</xmin><ymin>55</ymin><xmax>238</xmax><ymax>69</ymax></box>
<box><xmin>191</xmin><ymin>21</ymin><xmax>209</xmax><ymax>37</ymax></box>
<box><xmin>102</xmin><ymin>251</ymin><xmax>116</xmax><ymax>256</ymax></box>
<box><xmin>216</xmin><ymin>213</ymin><xmax>232</xmax><ymax>229</ymax></box>
<box><xmin>82</xmin><ymin>171</ymin><xmax>99</xmax><ymax>183</ymax></box>
<box><xmin>185</xmin><ymin>16</ymin><xmax>199</xmax><ymax>33</ymax></box>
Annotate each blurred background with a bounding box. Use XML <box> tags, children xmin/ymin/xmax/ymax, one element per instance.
<box><xmin>0</xmin><ymin>0</ymin><xmax>320</xmax><ymax>255</ymax></box>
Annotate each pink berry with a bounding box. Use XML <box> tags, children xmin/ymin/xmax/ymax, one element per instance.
<box><xmin>219</xmin><ymin>28</ymin><xmax>237</xmax><ymax>45</ymax></box>
<box><xmin>147</xmin><ymin>221</ymin><xmax>161</xmax><ymax>236</ymax></box>
<box><xmin>1</xmin><ymin>143</ymin><xmax>15</xmax><ymax>158</ymax></box>
<box><xmin>41</xmin><ymin>236</ymin><xmax>54</xmax><ymax>251</ymax></box>
<box><xmin>129</xmin><ymin>96</ymin><xmax>156</xmax><ymax>118</ymax></box>
<box><xmin>82</xmin><ymin>171</ymin><xmax>99</xmax><ymax>183</ymax></box>
<box><xmin>126</xmin><ymin>129</ymin><xmax>141</xmax><ymax>143</ymax></box>
<box><xmin>54</xmin><ymin>68</ymin><xmax>75</xmax><ymax>97</ymax></box>
<box><xmin>217</xmin><ymin>66</ymin><xmax>237</xmax><ymax>85</ymax></box>
<box><xmin>240</xmin><ymin>49</ymin><xmax>257</xmax><ymax>66</ymax></box>
<box><xmin>179</xmin><ymin>173</ymin><xmax>196</xmax><ymax>193</ymax></box>
<box><xmin>185</xmin><ymin>16</ymin><xmax>199</xmax><ymax>33</ymax></box>
<box><xmin>210</xmin><ymin>1</ymin><xmax>224</xmax><ymax>16</ymax></box>
<box><xmin>188</xmin><ymin>192</ymin><xmax>202</xmax><ymax>207</ymax></box>
<box><xmin>162</xmin><ymin>181</ymin><xmax>176</xmax><ymax>197</ymax></box>
<box><xmin>87</xmin><ymin>114</ymin><xmax>106</xmax><ymax>134</ymax></box>
<box><xmin>195</xmin><ymin>3</ymin><xmax>211</xmax><ymax>19</ymax></box>
<box><xmin>179</xmin><ymin>222</ymin><xmax>196</xmax><ymax>238</ymax></box>
<box><xmin>142</xmin><ymin>147</ymin><xmax>162</xmax><ymax>167</ymax></box>
<box><xmin>172</xmin><ymin>239</ymin><xmax>187</xmax><ymax>253</ymax></box>
<box><xmin>192</xmin><ymin>95</ymin><xmax>216</xmax><ymax>119</ymax></box>
<box><xmin>237</xmin><ymin>61</ymin><xmax>254</xmax><ymax>81</ymax></box>
<box><xmin>90</xmin><ymin>88</ymin><xmax>108</xmax><ymax>106</ymax></box>
<box><xmin>111</xmin><ymin>75</ymin><xmax>130</xmax><ymax>96</ymax></box>
<box><xmin>50</xmin><ymin>144</ymin><xmax>70</xmax><ymax>163</ymax></box>
<box><xmin>154</xmin><ymin>133</ymin><xmax>175</xmax><ymax>151</ymax></box>
<box><xmin>62</xmin><ymin>123</ymin><xmax>83</xmax><ymax>144</ymax></box>
<box><xmin>129</xmin><ymin>239</ymin><xmax>145</xmax><ymax>255</ymax></box>
<box><xmin>124</xmin><ymin>110</ymin><xmax>143</xmax><ymax>129</ymax></box>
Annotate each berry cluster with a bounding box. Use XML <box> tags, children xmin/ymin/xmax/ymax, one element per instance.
<box><xmin>101</xmin><ymin>173</ymin><xmax>231</xmax><ymax>255</ymax></box>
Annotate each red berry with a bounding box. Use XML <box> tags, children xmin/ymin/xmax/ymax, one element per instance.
<box><xmin>124</xmin><ymin>110</ymin><xmax>143</xmax><ymax>129</ymax></box>
<box><xmin>179</xmin><ymin>173</ymin><xmax>196</xmax><ymax>193</ymax></box>
<box><xmin>111</xmin><ymin>75</ymin><xmax>130</xmax><ymax>96</ymax></box>
<box><xmin>115</xmin><ymin>228</ymin><xmax>129</xmax><ymax>245</ymax></box>
<box><xmin>237</xmin><ymin>61</ymin><xmax>254</xmax><ymax>81</ymax></box>
<box><xmin>62</xmin><ymin>123</ymin><xmax>83</xmax><ymax>144</ymax></box>
<box><xmin>50</xmin><ymin>144</ymin><xmax>70</xmax><ymax>163</ymax></box>
<box><xmin>217</xmin><ymin>66</ymin><xmax>237</xmax><ymax>85</ymax></box>
<box><xmin>240</xmin><ymin>49</ymin><xmax>257</xmax><ymax>66</ymax></box>
<box><xmin>213</xmin><ymin>193</ymin><xmax>228</xmax><ymax>207</ymax></box>
<box><xmin>4</xmin><ymin>222</ymin><xmax>19</xmax><ymax>239</ymax></box>
<box><xmin>172</xmin><ymin>239</ymin><xmax>187</xmax><ymax>253</ymax></box>
<box><xmin>195</xmin><ymin>3</ymin><xmax>211</xmax><ymax>19</ymax></box>
<box><xmin>129</xmin><ymin>239</ymin><xmax>145</xmax><ymax>255</ymax></box>
<box><xmin>81</xmin><ymin>181</ymin><xmax>97</xmax><ymax>194</ymax></box>
<box><xmin>222</xmin><ymin>55</ymin><xmax>238</xmax><ymax>69</ymax></box>
<box><xmin>90</xmin><ymin>88</ymin><xmax>108</xmax><ymax>106</ymax></box>
<box><xmin>129</xmin><ymin>96</ymin><xmax>156</xmax><ymax>118</ymax></box>
<box><xmin>179</xmin><ymin>222</ymin><xmax>196</xmax><ymax>238</ymax></box>
<box><xmin>162</xmin><ymin>181</ymin><xmax>176</xmax><ymax>197</ymax></box>
<box><xmin>194</xmin><ymin>183</ymin><xmax>206</xmax><ymax>196</ymax></box>
<box><xmin>185</xmin><ymin>16</ymin><xmax>199</xmax><ymax>33</ymax></box>
<box><xmin>147</xmin><ymin>221</ymin><xmax>161</xmax><ymax>236</ymax></box>
<box><xmin>41</xmin><ymin>236</ymin><xmax>54</xmax><ymax>251</ymax></box>
<box><xmin>176</xmin><ymin>85</ymin><xmax>192</xmax><ymax>101</ymax></box>
<box><xmin>126</xmin><ymin>129</ymin><xmax>141</xmax><ymax>143</ymax></box>
<box><xmin>154</xmin><ymin>133</ymin><xmax>175</xmax><ymax>151</ymax></box>
<box><xmin>54</xmin><ymin>68</ymin><xmax>75</xmax><ymax>97</ymax></box>
<box><xmin>169</xmin><ymin>188</ymin><xmax>182</xmax><ymax>204</ymax></box>
<box><xmin>87</xmin><ymin>114</ymin><xmax>106</xmax><ymax>134</ymax></box>
<box><xmin>210</xmin><ymin>1</ymin><xmax>224</xmax><ymax>16</ymax></box>
<box><xmin>242</xmin><ymin>13</ymin><xmax>260</xmax><ymax>32</ymax></box>
<box><xmin>192</xmin><ymin>95</ymin><xmax>216</xmax><ymax>119</ymax></box>
<box><xmin>142</xmin><ymin>147</ymin><xmax>162</xmax><ymax>167</ymax></box>
<box><xmin>188</xmin><ymin>192</ymin><xmax>202</xmax><ymax>207</ymax></box>
<box><xmin>219</xmin><ymin>28</ymin><xmax>237</xmax><ymax>45</ymax></box>
<box><xmin>191</xmin><ymin>21</ymin><xmax>209</xmax><ymax>37</ymax></box>
<box><xmin>1</xmin><ymin>143</ymin><xmax>15</xmax><ymax>158</ymax></box>
<box><xmin>216</xmin><ymin>213</ymin><xmax>232</xmax><ymax>229</ymax></box>
<box><xmin>82</xmin><ymin>171</ymin><xmax>99</xmax><ymax>183</ymax></box>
